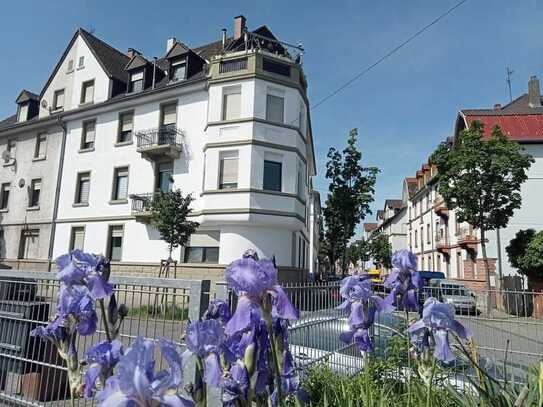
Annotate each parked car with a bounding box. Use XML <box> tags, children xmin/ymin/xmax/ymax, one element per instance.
<box><xmin>424</xmin><ymin>279</ymin><xmax>477</xmax><ymax>314</ymax></box>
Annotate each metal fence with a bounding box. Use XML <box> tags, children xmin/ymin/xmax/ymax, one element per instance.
<box><xmin>0</xmin><ymin>271</ymin><xmax>542</xmax><ymax>405</ymax></box>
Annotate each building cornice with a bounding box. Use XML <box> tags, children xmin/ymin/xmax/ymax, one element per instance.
<box><xmin>201</xmin><ymin>188</ymin><xmax>306</xmax><ymax>205</ymax></box>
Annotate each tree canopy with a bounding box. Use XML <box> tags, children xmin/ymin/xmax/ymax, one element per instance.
<box><xmin>506</xmin><ymin>229</ymin><xmax>543</xmax><ymax>279</ymax></box>
<box><xmin>368</xmin><ymin>232</ymin><xmax>392</xmax><ymax>269</ymax></box>
<box><xmin>150</xmin><ymin>190</ymin><xmax>199</xmax><ymax>259</ymax></box>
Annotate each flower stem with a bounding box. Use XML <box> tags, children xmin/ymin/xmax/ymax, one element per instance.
<box><xmin>405</xmin><ymin>309</ymin><xmax>411</xmax><ymax>407</ymax></box>
<box><xmin>264</xmin><ymin>312</ymin><xmax>284</xmax><ymax>406</ymax></box>
<box><xmin>195</xmin><ymin>357</ymin><xmax>207</xmax><ymax>407</ymax></box>
<box><xmin>98</xmin><ymin>299</ymin><xmax>113</xmax><ymax>343</ymax></box>
<box><xmin>426</xmin><ymin>357</ymin><xmax>437</xmax><ymax>407</ymax></box>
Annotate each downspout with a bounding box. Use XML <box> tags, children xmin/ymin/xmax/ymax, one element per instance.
<box><xmin>308</xmin><ymin>192</ymin><xmax>315</xmax><ymax>278</ymax></box>
<box><xmin>47</xmin><ymin>115</ymin><xmax>67</xmax><ymax>270</ymax></box>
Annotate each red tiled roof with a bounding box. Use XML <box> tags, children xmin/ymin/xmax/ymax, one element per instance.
<box><xmin>364</xmin><ymin>223</ymin><xmax>378</xmax><ymax>232</ymax></box>
<box><xmin>464</xmin><ymin>114</ymin><xmax>543</xmax><ymax>142</ymax></box>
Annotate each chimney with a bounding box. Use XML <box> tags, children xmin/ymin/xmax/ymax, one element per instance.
<box><xmin>221</xmin><ymin>28</ymin><xmax>227</xmax><ymax>49</ymax></box>
<box><xmin>494</xmin><ymin>103</ymin><xmax>502</xmax><ymax>110</ymax></box>
<box><xmin>233</xmin><ymin>15</ymin><xmax>246</xmax><ymax>40</ymax></box>
<box><xmin>529</xmin><ymin>76</ymin><xmax>541</xmax><ymax>107</ymax></box>
<box><xmin>166</xmin><ymin>37</ymin><xmax>177</xmax><ymax>53</ymax></box>
<box><xmin>127</xmin><ymin>48</ymin><xmax>140</xmax><ymax>59</ymax></box>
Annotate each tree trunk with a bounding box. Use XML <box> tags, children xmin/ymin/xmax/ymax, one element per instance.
<box><xmin>480</xmin><ymin>227</ymin><xmax>492</xmax><ymax>315</ymax></box>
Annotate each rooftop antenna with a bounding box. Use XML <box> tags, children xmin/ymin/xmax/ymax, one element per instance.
<box><xmin>506</xmin><ymin>67</ymin><xmax>514</xmax><ymax>102</ymax></box>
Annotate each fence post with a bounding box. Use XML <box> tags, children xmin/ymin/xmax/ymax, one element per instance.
<box><xmin>188</xmin><ymin>280</ymin><xmax>211</xmax><ymax>322</ymax></box>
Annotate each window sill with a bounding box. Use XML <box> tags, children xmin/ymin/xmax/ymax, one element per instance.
<box><xmin>78</xmin><ymin>147</ymin><xmax>95</xmax><ymax>154</ymax></box>
<box><xmin>76</xmin><ymin>66</ymin><xmax>85</xmax><ymax>71</ymax></box>
<box><xmin>109</xmin><ymin>199</ymin><xmax>128</xmax><ymax>205</ymax></box>
<box><xmin>72</xmin><ymin>202</ymin><xmax>89</xmax><ymax>208</ymax></box>
<box><xmin>114</xmin><ymin>140</ymin><xmax>133</xmax><ymax>147</ymax></box>
<box><xmin>51</xmin><ymin>108</ymin><xmax>64</xmax><ymax>114</ymax></box>
<box><xmin>26</xmin><ymin>206</ymin><xmax>40</xmax><ymax>211</ymax></box>
<box><xmin>79</xmin><ymin>102</ymin><xmax>94</xmax><ymax>108</ymax></box>
<box><xmin>0</xmin><ymin>209</ymin><xmax>8</xmax><ymax>213</ymax></box>
<box><xmin>66</xmin><ymin>69</ymin><xmax>74</xmax><ymax>74</ymax></box>
<box><xmin>32</xmin><ymin>156</ymin><xmax>46</xmax><ymax>162</ymax></box>
<box><xmin>2</xmin><ymin>161</ymin><xmax>15</xmax><ymax>167</ymax></box>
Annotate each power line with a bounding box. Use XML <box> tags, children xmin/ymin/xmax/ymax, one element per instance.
<box><xmin>310</xmin><ymin>0</ymin><xmax>469</xmax><ymax>111</ymax></box>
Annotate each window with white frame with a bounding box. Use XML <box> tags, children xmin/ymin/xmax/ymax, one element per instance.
<box><xmin>5</xmin><ymin>139</ymin><xmax>16</xmax><ymax>163</ymax></box>
<box><xmin>34</xmin><ymin>133</ymin><xmax>47</xmax><ymax>158</ymax></box>
<box><xmin>118</xmin><ymin>112</ymin><xmax>134</xmax><ymax>143</ymax></box>
<box><xmin>78</xmin><ymin>56</ymin><xmax>85</xmax><ymax>69</ymax></box>
<box><xmin>70</xmin><ymin>227</ymin><xmax>85</xmax><ymax>251</ymax></box>
<box><xmin>297</xmin><ymin>161</ymin><xmax>305</xmax><ymax>198</ymax></box>
<box><xmin>29</xmin><ymin>179</ymin><xmax>41</xmax><ymax>208</ymax></box>
<box><xmin>266</xmin><ymin>89</ymin><xmax>284</xmax><ymax>123</ymax></box>
<box><xmin>112</xmin><ymin>167</ymin><xmax>129</xmax><ymax>201</ymax></box>
<box><xmin>75</xmin><ymin>172</ymin><xmax>91</xmax><ymax>204</ymax></box>
<box><xmin>0</xmin><ymin>183</ymin><xmax>10</xmax><ymax>210</ymax></box>
<box><xmin>18</xmin><ymin>103</ymin><xmax>28</xmax><ymax>122</ymax></box>
<box><xmin>129</xmin><ymin>70</ymin><xmax>144</xmax><ymax>93</ymax></box>
<box><xmin>171</xmin><ymin>59</ymin><xmax>187</xmax><ymax>82</ymax></box>
<box><xmin>107</xmin><ymin>225</ymin><xmax>124</xmax><ymax>261</ymax></box>
<box><xmin>67</xmin><ymin>59</ymin><xmax>74</xmax><ymax>72</ymax></box>
<box><xmin>53</xmin><ymin>89</ymin><xmax>65</xmax><ymax>110</ymax></box>
<box><xmin>160</xmin><ymin>103</ymin><xmax>177</xmax><ymax>128</ymax></box>
<box><xmin>219</xmin><ymin>150</ymin><xmax>239</xmax><ymax>189</ymax></box>
<box><xmin>183</xmin><ymin>231</ymin><xmax>220</xmax><ymax>264</ymax></box>
<box><xmin>81</xmin><ymin>120</ymin><xmax>96</xmax><ymax>150</ymax></box>
<box><xmin>81</xmin><ymin>80</ymin><xmax>95</xmax><ymax>104</ymax></box>
<box><xmin>263</xmin><ymin>153</ymin><xmax>282</xmax><ymax>192</ymax></box>
<box><xmin>222</xmin><ymin>86</ymin><xmax>241</xmax><ymax>121</ymax></box>
<box><xmin>19</xmin><ymin>229</ymin><xmax>39</xmax><ymax>259</ymax></box>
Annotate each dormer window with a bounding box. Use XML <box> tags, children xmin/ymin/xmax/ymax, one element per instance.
<box><xmin>171</xmin><ymin>59</ymin><xmax>186</xmax><ymax>82</ymax></box>
<box><xmin>129</xmin><ymin>70</ymin><xmax>144</xmax><ymax>93</ymax></box>
<box><xmin>17</xmin><ymin>103</ymin><xmax>28</xmax><ymax>122</ymax></box>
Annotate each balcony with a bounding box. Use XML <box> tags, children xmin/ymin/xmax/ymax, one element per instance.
<box><xmin>130</xmin><ymin>193</ymin><xmax>156</xmax><ymax>223</ymax></box>
<box><xmin>435</xmin><ymin>233</ymin><xmax>450</xmax><ymax>256</ymax></box>
<box><xmin>458</xmin><ymin>226</ymin><xmax>479</xmax><ymax>252</ymax></box>
<box><xmin>433</xmin><ymin>197</ymin><xmax>449</xmax><ymax>218</ymax></box>
<box><xmin>135</xmin><ymin>126</ymin><xmax>184</xmax><ymax>161</ymax></box>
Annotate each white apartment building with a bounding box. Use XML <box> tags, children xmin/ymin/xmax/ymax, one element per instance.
<box><xmin>0</xmin><ymin>16</ymin><xmax>320</xmax><ymax>279</ymax></box>
<box><xmin>372</xmin><ymin>199</ymin><xmax>408</xmax><ymax>254</ymax></box>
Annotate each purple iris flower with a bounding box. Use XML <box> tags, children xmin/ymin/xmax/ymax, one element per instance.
<box><xmin>221</xmin><ymin>361</ymin><xmax>250</xmax><ymax>406</ymax></box>
<box><xmin>96</xmin><ymin>336</ymin><xmax>193</xmax><ymax>407</ymax></box>
<box><xmin>57</xmin><ymin>285</ymin><xmax>98</xmax><ymax>336</ymax></box>
<box><xmin>407</xmin><ymin>297</ymin><xmax>471</xmax><ymax>363</ymax></box>
<box><xmin>83</xmin><ymin>340</ymin><xmax>123</xmax><ymax>398</ymax></box>
<box><xmin>56</xmin><ymin>250</ymin><xmax>113</xmax><ymax>300</ymax></box>
<box><xmin>184</xmin><ymin>320</ymin><xmax>224</xmax><ymax>387</ymax></box>
<box><xmin>204</xmin><ymin>299</ymin><xmax>232</xmax><ymax>324</ymax></box>
<box><xmin>225</xmin><ymin>252</ymin><xmax>299</xmax><ymax>336</ymax></box>
<box><xmin>338</xmin><ymin>275</ymin><xmax>392</xmax><ymax>353</ymax></box>
<box><xmin>30</xmin><ymin>316</ymin><xmax>78</xmax><ymax>358</ymax></box>
<box><xmin>384</xmin><ymin>250</ymin><xmax>423</xmax><ymax>312</ymax></box>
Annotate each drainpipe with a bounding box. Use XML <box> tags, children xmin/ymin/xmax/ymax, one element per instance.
<box><xmin>308</xmin><ymin>192</ymin><xmax>315</xmax><ymax>278</ymax></box>
<box><xmin>47</xmin><ymin>115</ymin><xmax>67</xmax><ymax>271</ymax></box>
<box><xmin>152</xmin><ymin>57</ymin><xmax>157</xmax><ymax>89</ymax></box>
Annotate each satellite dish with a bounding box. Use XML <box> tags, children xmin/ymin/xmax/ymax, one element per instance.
<box><xmin>18</xmin><ymin>179</ymin><xmax>25</xmax><ymax>188</ymax></box>
<box><xmin>41</xmin><ymin>99</ymin><xmax>48</xmax><ymax>109</ymax></box>
<box><xmin>1</xmin><ymin>150</ymin><xmax>10</xmax><ymax>162</ymax></box>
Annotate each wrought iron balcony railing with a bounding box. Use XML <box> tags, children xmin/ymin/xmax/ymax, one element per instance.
<box><xmin>135</xmin><ymin>126</ymin><xmax>184</xmax><ymax>160</ymax></box>
<box><xmin>130</xmin><ymin>193</ymin><xmax>157</xmax><ymax>221</ymax></box>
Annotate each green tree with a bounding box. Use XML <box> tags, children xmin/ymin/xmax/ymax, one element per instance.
<box><xmin>506</xmin><ymin>229</ymin><xmax>543</xmax><ymax>279</ymax></box>
<box><xmin>368</xmin><ymin>232</ymin><xmax>392</xmax><ymax>269</ymax></box>
<box><xmin>431</xmin><ymin>122</ymin><xmax>533</xmax><ymax>312</ymax></box>
<box><xmin>150</xmin><ymin>190</ymin><xmax>199</xmax><ymax>260</ymax></box>
<box><xmin>324</xmin><ymin>129</ymin><xmax>379</xmax><ymax>275</ymax></box>
<box><xmin>346</xmin><ymin>239</ymin><xmax>372</xmax><ymax>269</ymax></box>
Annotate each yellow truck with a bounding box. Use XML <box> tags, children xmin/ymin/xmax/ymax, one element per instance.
<box><xmin>367</xmin><ymin>268</ymin><xmax>382</xmax><ymax>284</ymax></box>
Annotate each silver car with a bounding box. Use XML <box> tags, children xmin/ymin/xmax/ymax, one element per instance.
<box><xmin>426</xmin><ymin>279</ymin><xmax>477</xmax><ymax>314</ymax></box>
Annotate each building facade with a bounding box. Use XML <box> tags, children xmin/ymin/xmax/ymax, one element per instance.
<box><xmin>0</xmin><ymin>16</ymin><xmax>320</xmax><ymax>279</ymax></box>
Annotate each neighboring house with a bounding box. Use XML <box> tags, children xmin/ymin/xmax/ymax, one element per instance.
<box><xmin>362</xmin><ymin>223</ymin><xmax>377</xmax><ymax>242</ymax></box>
<box><xmin>404</xmin><ymin>75</ymin><xmax>543</xmax><ymax>291</ymax></box>
<box><xmin>372</xmin><ymin>199</ymin><xmax>407</xmax><ymax>254</ymax></box>
<box><xmin>0</xmin><ymin>16</ymin><xmax>320</xmax><ymax>280</ymax></box>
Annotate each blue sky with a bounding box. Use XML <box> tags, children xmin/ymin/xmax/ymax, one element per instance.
<box><xmin>1</xmin><ymin>0</ymin><xmax>542</xmax><ymax>235</ymax></box>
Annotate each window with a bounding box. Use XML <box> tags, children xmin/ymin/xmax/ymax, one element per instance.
<box><xmin>78</xmin><ymin>56</ymin><xmax>85</xmax><ymax>68</ymax></box>
<box><xmin>70</xmin><ymin>227</ymin><xmax>85</xmax><ymax>251</ymax></box>
<box><xmin>34</xmin><ymin>133</ymin><xmax>47</xmax><ymax>158</ymax></box>
<box><xmin>107</xmin><ymin>226</ymin><xmax>124</xmax><ymax>261</ymax></box>
<box><xmin>426</xmin><ymin>224</ymin><xmax>430</xmax><ymax>244</ymax></box>
<box><xmin>297</xmin><ymin>162</ymin><xmax>305</xmax><ymax>198</ymax></box>
<box><xmin>184</xmin><ymin>247</ymin><xmax>219</xmax><ymax>263</ymax></box>
<box><xmin>67</xmin><ymin>59</ymin><xmax>74</xmax><ymax>72</ymax></box>
<box><xmin>263</xmin><ymin>160</ymin><xmax>282</xmax><ymax>191</ymax></box>
<box><xmin>222</xmin><ymin>87</ymin><xmax>241</xmax><ymax>121</ymax></box>
<box><xmin>75</xmin><ymin>172</ymin><xmax>91</xmax><ymax>204</ymax></box>
<box><xmin>118</xmin><ymin>112</ymin><xmax>133</xmax><ymax>143</ymax></box>
<box><xmin>219</xmin><ymin>151</ymin><xmax>239</xmax><ymax>189</ymax></box>
<box><xmin>53</xmin><ymin>89</ymin><xmax>65</xmax><ymax>110</ymax></box>
<box><xmin>129</xmin><ymin>71</ymin><xmax>144</xmax><ymax>93</ymax></box>
<box><xmin>262</xmin><ymin>58</ymin><xmax>290</xmax><ymax>77</ymax></box>
<box><xmin>171</xmin><ymin>59</ymin><xmax>186</xmax><ymax>81</ymax></box>
<box><xmin>112</xmin><ymin>167</ymin><xmax>129</xmax><ymax>201</ymax></box>
<box><xmin>156</xmin><ymin>162</ymin><xmax>173</xmax><ymax>192</ymax></box>
<box><xmin>160</xmin><ymin>103</ymin><xmax>177</xmax><ymax>128</ymax></box>
<box><xmin>29</xmin><ymin>179</ymin><xmax>41</xmax><ymax>207</ymax></box>
<box><xmin>456</xmin><ymin>252</ymin><xmax>463</xmax><ymax>277</ymax></box>
<box><xmin>266</xmin><ymin>94</ymin><xmax>284</xmax><ymax>123</ymax></box>
<box><xmin>81</xmin><ymin>80</ymin><xmax>95</xmax><ymax>104</ymax></box>
<box><xmin>19</xmin><ymin>229</ymin><xmax>39</xmax><ymax>259</ymax></box>
<box><xmin>0</xmin><ymin>183</ymin><xmax>10</xmax><ymax>210</ymax></box>
<box><xmin>414</xmin><ymin>230</ymin><xmax>418</xmax><ymax>248</ymax></box>
<box><xmin>436</xmin><ymin>254</ymin><xmax>441</xmax><ymax>272</ymax></box>
<box><xmin>5</xmin><ymin>139</ymin><xmax>16</xmax><ymax>163</ymax></box>
<box><xmin>81</xmin><ymin>120</ymin><xmax>96</xmax><ymax>150</ymax></box>
<box><xmin>18</xmin><ymin>103</ymin><xmax>28</xmax><ymax>122</ymax></box>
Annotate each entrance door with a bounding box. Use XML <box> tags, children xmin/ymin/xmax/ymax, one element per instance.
<box><xmin>157</xmin><ymin>162</ymin><xmax>173</xmax><ymax>192</ymax></box>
